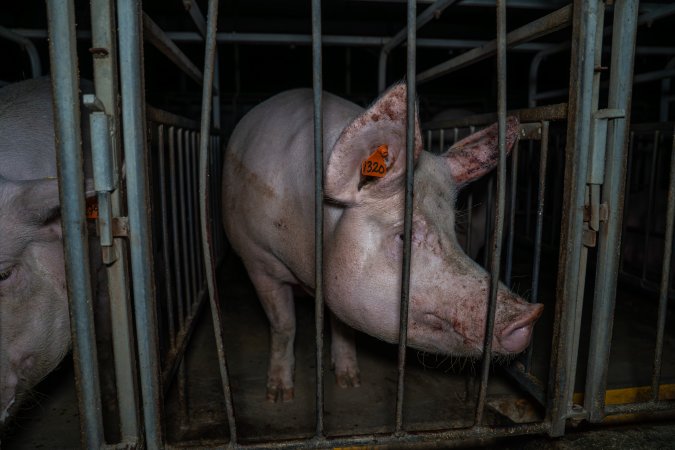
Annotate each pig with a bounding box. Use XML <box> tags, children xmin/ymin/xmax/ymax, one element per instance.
<box><xmin>222</xmin><ymin>83</ymin><xmax>543</xmax><ymax>402</ymax></box>
<box><xmin>0</xmin><ymin>78</ymin><xmax>108</xmax><ymax>428</ymax></box>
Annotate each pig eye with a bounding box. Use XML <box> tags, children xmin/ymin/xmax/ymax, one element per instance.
<box><xmin>0</xmin><ymin>267</ymin><xmax>13</xmax><ymax>282</ymax></box>
<box><xmin>398</xmin><ymin>233</ymin><xmax>404</xmax><ymax>241</ymax></box>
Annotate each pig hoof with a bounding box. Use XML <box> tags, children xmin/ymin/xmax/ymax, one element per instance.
<box><xmin>335</xmin><ymin>369</ymin><xmax>361</xmax><ymax>388</ymax></box>
<box><xmin>266</xmin><ymin>385</ymin><xmax>295</xmax><ymax>402</ymax></box>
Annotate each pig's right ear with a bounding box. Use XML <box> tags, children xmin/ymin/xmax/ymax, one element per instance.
<box><xmin>443</xmin><ymin>116</ymin><xmax>519</xmax><ymax>186</ymax></box>
<box><xmin>325</xmin><ymin>83</ymin><xmax>423</xmax><ymax>205</ymax></box>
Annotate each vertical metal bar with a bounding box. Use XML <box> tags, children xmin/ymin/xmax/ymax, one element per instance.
<box><xmin>197</xmin><ymin>0</ymin><xmax>237</xmax><ymax>443</ymax></box>
<box><xmin>467</xmin><ymin>193</ymin><xmax>474</xmax><ymax>254</ymax></box>
<box><xmin>641</xmin><ymin>131</ymin><xmax>661</xmax><ymax>281</ymax></box>
<box><xmin>439</xmin><ymin>128</ymin><xmax>445</xmax><ymax>154</ymax></box>
<box><xmin>506</xmin><ymin>144</ymin><xmax>519</xmax><ymax>287</ymax></box>
<box><xmin>193</xmin><ymin>132</ymin><xmax>204</xmax><ymax>291</ymax></box>
<box><xmin>474</xmin><ymin>0</ymin><xmax>507</xmax><ymax>426</ymax></box>
<box><xmin>620</xmin><ymin>132</ymin><xmax>635</xmax><ymax>275</ymax></box>
<box><xmin>46</xmin><ymin>2</ymin><xmax>104</xmax><ymax>447</ymax></box>
<box><xmin>117</xmin><ymin>1</ymin><xmax>163</xmax><ymax>446</ymax></box>
<box><xmin>549</xmin><ymin>0</ymin><xmax>602</xmax><ymax>436</ymax></box>
<box><xmin>178</xmin><ymin>130</ymin><xmax>192</xmax><ymax>315</ymax></box>
<box><xmin>169</xmin><ymin>127</ymin><xmax>186</xmax><ymax>328</ymax></box>
<box><xmin>585</xmin><ymin>0</ymin><xmax>639</xmax><ymax>423</ymax></box>
<box><xmin>484</xmin><ymin>177</ymin><xmax>494</xmax><ymax>268</ymax></box>
<box><xmin>89</xmin><ymin>0</ymin><xmax>141</xmax><ymax>440</ymax></box>
<box><xmin>158</xmin><ymin>125</ymin><xmax>176</xmax><ymax>348</ymax></box>
<box><xmin>311</xmin><ymin>0</ymin><xmax>325</xmax><ymax>437</ymax></box>
<box><xmin>652</xmin><ymin>129</ymin><xmax>675</xmax><ymax>400</ymax></box>
<box><xmin>526</xmin><ymin>120</ymin><xmax>549</xmax><ymax>372</ymax></box>
<box><xmin>185</xmin><ymin>131</ymin><xmax>198</xmax><ymax>312</ymax></box>
<box><xmin>395</xmin><ymin>0</ymin><xmax>416</xmax><ymax>433</ymax></box>
<box><xmin>427</xmin><ymin>129</ymin><xmax>432</xmax><ymax>152</ymax></box>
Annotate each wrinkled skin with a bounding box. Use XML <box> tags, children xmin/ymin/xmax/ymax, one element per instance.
<box><xmin>222</xmin><ymin>84</ymin><xmax>543</xmax><ymax>402</ymax></box>
<box><xmin>0</xmin><ymin>78</ymin><xmax>106</xmax><ymax>427</ymax></box>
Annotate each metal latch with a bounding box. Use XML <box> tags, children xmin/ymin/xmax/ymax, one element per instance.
<box><xmin>83</xmin><ymin>94</ymin><xmax>116</xmax><ymax>248</ymax></box>
<box><xmin>584</xmin><ymin>108</ymin><xmax>625</xmax><ymax>246</ymax></box>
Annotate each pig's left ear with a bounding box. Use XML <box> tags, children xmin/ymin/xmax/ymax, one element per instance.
<box><xmin>443</xmin><ymin>116</ymin><xmax>520</xmax><ymax>186</ymax></box>
<box><xmin>325</xmin><ymin>83</ymin><xmax>423</xmax><ymax>204</ymax></box>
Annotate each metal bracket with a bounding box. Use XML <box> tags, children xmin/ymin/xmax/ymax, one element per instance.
<box><xmin>585</xmin><ymin>108</ymin><xmax>626</xmax><ymax>237</ymax></box>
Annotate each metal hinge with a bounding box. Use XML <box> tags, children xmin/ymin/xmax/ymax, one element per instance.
<box><xmin>583</xmin><ymin>108</ymin><xmax>625</xmax><ymax>247</ymax></box>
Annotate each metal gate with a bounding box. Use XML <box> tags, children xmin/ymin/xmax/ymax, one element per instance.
<box><xmin>2</xmin><ymin>0</ymin><xmax>674</xmax><ymax>448</ymax></box>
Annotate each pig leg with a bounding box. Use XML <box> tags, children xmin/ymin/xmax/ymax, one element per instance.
<box><xmin>330</xmin><ymin>314</ymin><xmax>360</xmax><ymax>388</ymax></box>
<box><xmin>248</xmin><ymin>271</ymin><xmax>296</xmax><ymax>402</ymax></box>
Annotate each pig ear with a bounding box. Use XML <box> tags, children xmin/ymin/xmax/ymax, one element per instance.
<box><xmin>444</xmin><ymin>116</ymin><xmax>520</xmax><ymax>185</ymax></box>
<box><xmin>325</xmin><ymin>83</ymin><xmax>423</xmax><ymax>204</ymax></box>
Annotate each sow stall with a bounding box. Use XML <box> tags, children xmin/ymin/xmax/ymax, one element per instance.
<box><xmin>0</xmin><ymin>0</ymin><xmax>673</xmax><ymax>448</ymax></box>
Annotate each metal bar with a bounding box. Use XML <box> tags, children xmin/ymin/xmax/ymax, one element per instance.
<box><xmin>394</xmin><ymin>0</ymin><xmax>416</xmax><ymax>433</ymax></box>
<box><xmin>642</xmin><ymin>131</ymin><xmax>661</xmax><ymax>281</ymax></box>
<box><xmin>169</xmin><ymin>127</ymin><xmax>187</xmax><ymax>328</ymax></box>
<box><xmin>117</xmin><ymin>0</ymin><xmax>163</xmax><ymax>446</ymax></box>
<box><xmin>158</xmin><ymin>124</ymin><xmax>177</xmax><ymax>349</ymax></box>
<box><xmin>46</xmin><ymin>2</ymin><xmax>104</xmax><ymax>447</ymax></box>
<box><xmin>185</xmin><ymin>131</ymin><xmax>198</xmax><ymax>314</ymax></box>
<box><xmin>604</xmin><ymin>400</ymin><xmax>675</xmax><ymax>416</ymax></box>
<box><xmin>147</xmin><ymin>106</ymin><xmax>201</xmax><ymax>130</ymax></box>
<box><xmin>89</xmin><ymin>0</ymin><xmax>141</xmax><ymax>440</ymax></box>
<box><xmin>377</xmin><ymin>0</ymin><xmax>459</xmax><ymax>91</ymax></box>
<box><xmin>474</xmin><ymin>0</ymin><xmax>507</xmax><ymax>427</ymax></box>
<box><xmin>178</xmin><ymin>129</ymin><xmax>192</xmax><ymax>320</ymax></box>
<box><xmin>190</xmin><ymin>422</ymin><xmax>550</xmax><ymax>450</ymax></box>
<box><xmin>311</xmin><ymin>0</ymin><xmax>325</xmax><ymax>437</ymax></box>
<box><xmin>549</xmin><ymin>0</ymin><xmax>602</xmax><ymax>436</ymax></box>
<box><xmin>196</xmin><ymin>0</ymin><xmax>237</xmax><ymax>444</ymax></box>
<box><xmin>505</xmin><ymin>143</ymin><xmax>519</xmax><ymax>287</ymax></box>
<box><xmin>651</xmin><ymin>129</ymin><xmax>675</xmax><ymax>400</ymax></box>
<box><xmin>424</xmin><ymin>103</ymin><xmax>568</xmax><ymax>130</ymax></box>
<box><xmin>502</xmin><ymin>364</ymin><xmax>546</xmax><ymax>406</ymax></box>
<box><xmin>0</xmin><ymin>25</ymin><xmax>41</xmax><ymax>77</ymax></box>
<box><xmin>142</xmin><ymin>12</ymin><xmax>204</xmax><ymax>86</ymax></box>
<box><xmin>660</xmin><ymin>58</ymin><xmax>675</xmax><ymax>121</ymax></box>
<box><xmin>418</xmin><ymin>4</ymin><xmax>571</xmax><ymax>84</ymax></box>
<box><xmin>525</xmin><ymin>121</ymin><xmax>549</xmax><ymax>373</ymax></box>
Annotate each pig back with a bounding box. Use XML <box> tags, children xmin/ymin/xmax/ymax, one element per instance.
<box><xmin>222</xmin><ymin>89</ymin><xmax>363</xmax><ymax>287</ymax></box>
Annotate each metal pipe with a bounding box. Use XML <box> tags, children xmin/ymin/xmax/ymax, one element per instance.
<box><xmin>549</xmin><ymin>0</ymin><xmax>602</xmax><ymax>436</ymax></box>
<box><xmin>142</xmin><ymin>12</ymin><xmax>204</xmax><ymax>87</ymax></box>
<box><xmin>46</xmin><ymin>2</ymin><xmax>104</xmax><ymax>447</ymax></box>
<box><xmin>0</xmin><ymin>26</ymin><xmax>41</xmax><ymax>77</ymax></box>
<box><xmin>196</xmin><ymin>0</ymin><xmax>237</xmax><ymax>444</ymax></box>
<box><xmin>660</xmin><ymin>58</ymin><xmax>675</xmax><ymax>121</ymax></box>
<box><xmin>169</xmin><ymin>127</ymin><xmax>186</xmax><ymax>328</ymax></box>
<box><xmin>525</xmin><ymin>120</ymin><xmax>550</xmax><ymax>373</ymax></box>
<box><xmin>117</xmin><ymin>0</ymin><xmax>163</xmax><ymax>446</ymax></box>
<box><xmin>394</xmin><ymin>0</ymin><xmax>416</xmax><ymax>433</ymax></box>
<box><xmin>474</xmin><ymin>0</ymin><xmax>507</xmax><ymax>427</ymax></box>
<box><xmin>505</xmin><ymin>144</ymin><xmax>519</xmax><ymax>287</ymax></box>
<box><xmin>311</xmin><ymin>0</ymin><xmax>325</xmax><ymax>437</ymax></box>
<box><xmin>418</xmin><ymin>4</ymin><xmax>572</xmax><ymax>84</ymax></box>
<box><xmin>89</xmin><ymin>0</ymin><xmax>141</xmax><ymax>440</ymax></box>
<box><xmin>178</xmin><ymin>129</ymin><xmax>192</xmax><ymax>320</ymax></box>
<box><xmin>377</xmin><ymin>0</ymin><xmax>459</xmax><ymax>91</ymax></box>
<box><xmin>651</xmin><ymin>128</ymin><xmax>675</xmax><ymax>401</ymax></box>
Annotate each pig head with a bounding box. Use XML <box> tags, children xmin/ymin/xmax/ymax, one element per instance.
<box><xmin>223</xmin><ymin>83</ymin><xmax>543</xmax><ymax>402</ymax></box>
<box><xmin>0</xmin><ymin>78</ymin><xmax>91</xmax><ymax>425</ymax></box>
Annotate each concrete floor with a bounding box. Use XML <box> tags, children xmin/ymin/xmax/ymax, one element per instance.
<box><xmin>2</xmin><ymin>253</ymin><xmax>674</xmax><ymax>448</ymax></box>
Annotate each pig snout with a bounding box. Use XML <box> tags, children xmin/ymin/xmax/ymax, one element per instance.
<box><xmin>495</xmin><ymin>301</ymin><xmax>543</xmax><ymax>354</ymax></box>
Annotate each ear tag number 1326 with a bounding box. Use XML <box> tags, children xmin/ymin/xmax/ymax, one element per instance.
<box><xmin>361</xmin><ymin>145</ymin><xmax>388</xmax><ymax>178</ymax></box>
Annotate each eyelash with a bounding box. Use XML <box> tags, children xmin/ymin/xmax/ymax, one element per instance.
<box><xmin>0</xmin><ymin>268</ymin><xmax>13</xmax><ymax>282</ymax></box>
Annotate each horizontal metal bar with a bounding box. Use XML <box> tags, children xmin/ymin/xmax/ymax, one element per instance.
<box><xmin>604</xmin><ymin>400</ymin><xmax>675</xmax><ymax>416</ymax></box>
<box><xmin>418</xmin><ymin>4</ymin><xmax>572</xmax><ymax>83</ymax></box>
<box><xmin>382</xmin><ymin>0</ymin><xmax>459</xmax><ymax>54</ymax></box>
<box><xmin>633</xmin><ymin>67</ymin><xmax>675</xmax><ymax>84</ymax></box>
<box><xmin>146</xmin><ymin>105</ymin><xmax>201</xmax><ymax>130</ymax></box>
<box><xmin>168</xmin><ymin>422</ymin><xmax>550</xmax><ymax>449</ymax></box>
<box><xmin>422</xmin><ymin>102</ymin><xmax>568</xmax><ymax>129</ymax></box>
<box><xmin>142</xmin><ymin>12</ymin><xmax>204</xmax><ymax>86</ymax></box>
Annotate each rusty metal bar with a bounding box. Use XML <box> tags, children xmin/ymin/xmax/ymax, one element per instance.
<box><xmin>424</xmin><ymin>103</ymin><xmax>568</xmax><ymax>130</ymax></box>
<box><xmin>549</xmin><ymin>0</ymin><xmax>603</xmax><ymax>436</ymax></box>
<box><xmin>46</xmin><ymin>1</ymin><xmax>104</xmax><ymax>446</ymax></box>
<box><xmin>474</xmin><ymin>0</ymin><xmax>507</xmax><ymax>427</ymax></box>
<box><xmin>169</xmin><ymin>127</ymin><xmax>187</xmax><ymax>329</ymax></box>
<box><xmin>418</xmin><ymin>4</ymin><xmax>571</xmax><ymax>84</ymax></box>
<box><xmin>651</xmin><ymin>128</ymin><xmax>675</xmax><ymax>401</ymax></box>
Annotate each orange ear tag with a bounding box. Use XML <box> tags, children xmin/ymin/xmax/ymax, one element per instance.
<box><xmin>86</xmin><ymin>196</ymin><xmax>99</xmax><ymax>220</ymax></box>
<box><xmin>361</xmin><ymin>145</ymin><xmax>389</xmax><ymax>178</ymax></box>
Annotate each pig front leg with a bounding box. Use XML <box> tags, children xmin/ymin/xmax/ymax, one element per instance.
<box><xmin>330</xmin><ymin>314</ymin><xmax>360</xmax><ymax>388</ymax></box>
<box><xmin>248</xmin><ymin>271</ymin><xmax>296</xmax><ymax>402</ymax></box>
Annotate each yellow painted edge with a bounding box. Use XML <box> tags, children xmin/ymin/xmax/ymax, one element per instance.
<box><xmin>572</xmin><ymin>383</ymin><xmax>675</xmax><ymax>405</ymax></box>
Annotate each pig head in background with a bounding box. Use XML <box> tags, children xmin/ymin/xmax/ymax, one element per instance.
<box><xmin>222</xmin><ymin>83</ymin><xmax>543</xmax><ymax>402</ymax></box>
<box><xmin>0</xmin><ymin>78</ymin><xmax>110</xmax><ymax>426</ymax></box>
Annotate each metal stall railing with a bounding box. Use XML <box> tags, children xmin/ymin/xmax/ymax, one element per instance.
<box><xmin>46</xmin><ymin>0</ymin><xmax>225</xmax><ymax>447</ymax></box>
